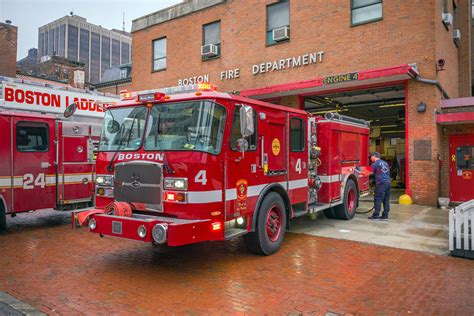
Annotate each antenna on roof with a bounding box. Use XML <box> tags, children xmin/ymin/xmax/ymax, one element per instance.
<box><xmin>122</xmin><ymin>12</ymin><xmax>125</xmax><ymax>32</ymax></box>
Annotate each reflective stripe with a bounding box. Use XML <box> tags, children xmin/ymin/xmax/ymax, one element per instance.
<box><xmin>289</xmin><ymin>179</ymin><xmax>307</xmax><ymax>190</ymax></box>
<box><xmin>59</xmin><ymin>174</ymin><xmax>93</xmax><ymax>184</ymax></box>
<box><xmin>224</xmin><ymin>179</ymin><xmax>306</xmax><ymax>202</ymax></box>
<box><xmin>319</xmin><ymin>174</ymin><xmax>341</xmax><ymax>183</ymax></box>
<box><xmin>188</xmin><ymin>190</ymin><xmax>222</xmax><ymax>204</ymax></box>
<box><xmin>0</xmin><ymin>173</ymin><xmax>93</xmax><ymax>188</ymax></box>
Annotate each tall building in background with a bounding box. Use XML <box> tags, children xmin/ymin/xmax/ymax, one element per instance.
<box><xmin>0</xmin><ymin>20</ymin><xmax>18</xmax><ymax>77</ymax></box>
<box><xmin>38</xmin><ymin>15</ymin><xmax>131</xmax><ymax>84</ymax></box>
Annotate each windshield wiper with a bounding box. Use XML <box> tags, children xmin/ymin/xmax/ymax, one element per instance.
<box><xmin>106</xmin><ymin>122</ymin><xmax>126</xmax><ymax>172</ymax></box>
<box><xmin>154</xmin><ymin>112</ymin><xmax>173</xmax><ymax>174</ymax></box>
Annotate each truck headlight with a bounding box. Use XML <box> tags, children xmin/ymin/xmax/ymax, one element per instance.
<box><xmin>96</xmin><ymin>175</ymin><xmax>114</xmax><ymax>186</ymax></box>
<box><xmin>138</xmin><ymin>225</ymin><xmax>147</xmax><ymax>238</ymax></box>
<box><xmin>89</xmin><ymin>218</ymin><xmax>97</xmax><ymax>230</ymax></box>
<box><xmin>164</xmin><ymin>178</ymin><xmax>188</xmax><ymax>190</ymax></box>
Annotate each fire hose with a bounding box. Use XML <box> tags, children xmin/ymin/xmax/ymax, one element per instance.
<box><xmin>76</xmin><ymin>202</ymin><xmax>144</xmax><ymax>227</ymax></box>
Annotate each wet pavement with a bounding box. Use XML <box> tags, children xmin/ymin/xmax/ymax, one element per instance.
<box><xmin>1</xmin><ymin>210</ymin><xmax>473</xmax><ymax>315</ymax></box>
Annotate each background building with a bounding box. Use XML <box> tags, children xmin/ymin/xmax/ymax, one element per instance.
<box><xmin>0</xmin><ymin>20</ymin><xmax>18</xmax><ymax>77</ymax></box>
<box><xmin>130</xmin><ymin>0</ymin><xmax>472</xmax><ymax>206</ymax></box>
<box><xmin>95</xmin><ymin>63</ymin><xmax>132</xmax><ymax>94</ymax></box>
<box><xmin>38</xmin><ymin>14</ymin><xmax>132</xmax><ymax>84</ymax></box>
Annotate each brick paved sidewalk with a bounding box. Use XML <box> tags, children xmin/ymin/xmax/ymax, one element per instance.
<box><xmin>0</xmin><ymin>211</ymin><xmax>473</xmax><ymax>315</ymax></box>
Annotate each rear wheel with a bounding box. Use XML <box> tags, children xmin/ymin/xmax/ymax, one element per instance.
<box><xmin>334</xmin><ymin>179</ymin><xmax>358</xmax><ymax>220</ymax></box>
<box><xmin>0</xmin><ymin>202</ymin><xmax>7</xmax><ymax>231</ymax></box>
<box><xmin>244</xmin><ymin>192</ymin><xmax>286</xmax><ymax>255</ymax></box>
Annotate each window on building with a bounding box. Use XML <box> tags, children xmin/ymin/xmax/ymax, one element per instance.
<box><xmin>79</xmin><ymin>28</ymin><xmax>89</xmax><ymax>64</ymax></box>
<box><xmin>120</xmin><ymin>67</ymin><xmax>128</xmax><ymax>79</ymax></box>
<box><xmin>59</xmin><ymin>25</ymin><xmax>66</xmax><ymax>57</ymax></box>
<box><xmin>90</xmin><ymin>32</ymin><xmax>100</xmax><ymax>83</ymax></box>
<box><xmin>266</xmin><ymin>1</ymin><xmax>290</xmax><ymax>45</ymax></box>
<box><xmin>16</xmin><ymin>122</ymin><xmax>49</xmax><ymax>152</ymax></box>
<box><xmin>121</xmin><ymin>42</ymin><xmax>130</xmax><ymax>64</ymax></box>
<box><xmin>230</xmin><ymin>105</ymin><xmax>257</xmax><ymax>151</ymax></box>
<box><xmin>112</xmin><ymin>39</ymin><xmax>120</xmax><ymax>66</ymax></box>
<box><xmin>152</xmin><ymin>37</ymin><xmax>167</xmax><ymax>71</ymax></box>
<box><xmin>456</xmin><ymin>146</ymin><xmax>474</xmax><ymax>170</ymax></box>
<box><xmin>202</xmin><ymin>21</ymin><xmax>221</xmax><ymax>60</ymax></box>
<box><xmin>442</xmin><ymin>0</ymin><xmax>448</xmax><ymax>14</ymax></box>
<box><xmin>351</xmin><ymin>0</ymin><xmax>383</xmax><ymax>26</ymax></box>
<box><xmin>290</xmin><ymin>118</ymin><xmax>305</xmax><ymax>151</ymax></box>
<box><xmin>67</xmin><ymin>25</ymin><xmax>78</xmax><ymax>61</ymax></box>
<box><xmin>101</xmin><ymin>36</ymin><xmax>110</xmax><ymax>75</ymax></box>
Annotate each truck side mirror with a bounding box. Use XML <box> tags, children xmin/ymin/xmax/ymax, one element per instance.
<box><xmin>239</xmin><ymin>105</ymin><xmax>254</xmax><ymax>137</ymax></box>
<box><xmin>64</xmin><ymin>103</ymin><xmax>77</xmax><ymax>118</ymax></box>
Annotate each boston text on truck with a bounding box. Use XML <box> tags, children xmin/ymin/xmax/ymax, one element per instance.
<box><xmin>72</xmin><ymin>83</ymin><xmax>372</xmax><ymax>255</ymax></box>
<box><xmin>0</xmin><ymin>76</ymin><xmax>118</xmax><ymax>230</ymax></box>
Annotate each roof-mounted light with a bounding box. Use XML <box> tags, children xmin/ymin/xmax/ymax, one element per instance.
<box><xmin>138</xmin><ymin>92</ymin><xmax>165</xmax><ymax>103</ymax></box>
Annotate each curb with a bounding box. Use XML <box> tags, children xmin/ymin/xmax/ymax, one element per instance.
<box><xmin>0</xmin><ymin>292</ymin><xmax>46</xmax><ymax>316</ymax></box>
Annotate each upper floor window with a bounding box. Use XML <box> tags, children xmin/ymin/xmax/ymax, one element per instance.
<box><xmin>351</xmin><ymin>0</ymin><xmax>383</xmax><ymax>26</ymax></box>
<box><xmin>266</xmin><ymin>1</ymin><xmax>290</xmax><ymax>45</ymax></box>
<box><xmin>202</xmin><ymin>21</ymin><xmax>221</xmax><ymax>61</ymax></box>
<box><xmin>152</xmin><ymin>37</ymin><xmax>166</xmax><ymax>72</ymax></box>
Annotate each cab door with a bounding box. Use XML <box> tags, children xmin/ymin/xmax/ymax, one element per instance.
<box><xmin>12</xmin><ymin>117</ymin><xmax>56</xmax><ymax>212</ymax></box>
<box><xmin>450</xmin><ymin>135</ymin><xmax>474</xmax><ymax>202</ymax></box>
<box><xmin>225</xmin><ymin>104</ymin><xmax>259</xmax><ymax>221</ymax></box>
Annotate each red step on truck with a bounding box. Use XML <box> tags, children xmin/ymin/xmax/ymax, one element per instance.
<box><xmin>0</xmin><ymin>76</ymin><xmax>118</xmax><ymax>230</ymax></box>
<box><xmin>72</xmin><ymin>83</ymin><xmax>371</xmax><ymax>255</ymax></box>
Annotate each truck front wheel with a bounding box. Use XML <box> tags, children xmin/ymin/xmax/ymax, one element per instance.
<box><xmin>334</xmin><ymin>179</ymin><xmax>358</xmax><ymax>220</ymax></box>
<box><xmin>244</xmin><ymin>192</ymin><xmax>286</xmax><ymax>255</ymax></box>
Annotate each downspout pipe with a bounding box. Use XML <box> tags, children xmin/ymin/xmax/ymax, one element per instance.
<box><xmin>414</xmin><ymin>76</ymin><xmax>450</xmax><ymax>99</ymax></box>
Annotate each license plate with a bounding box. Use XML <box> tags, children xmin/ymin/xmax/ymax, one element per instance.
<box><xmin>112</xmin><ymin>221</ymin><xmax>122</xmax><ymax>235</ymax></box>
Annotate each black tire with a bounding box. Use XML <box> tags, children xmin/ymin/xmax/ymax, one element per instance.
<box><xmin>323</xmin><ymin>208</ymin><xmax>336</xmax><ymax>219</ymax></box>
<box><xmin>334</xmin><ymin>179</ymin><xmax>358</xmax><ymax>220</ymax></box>
<box><xmin>0</xmin><ymin>202</ymin><xmax>7</xmax><ymax>232</ymax></box>
<box><xmin>244</xmin><ymin>192</ymin><xmax>286</xmax><ymax>255</ymax></box>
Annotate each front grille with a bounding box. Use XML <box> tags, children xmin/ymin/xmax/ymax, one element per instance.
<box><xmin>114</xmin><ymin>161</ymin><xmax>163</xmax><ymax>205</ymax></box>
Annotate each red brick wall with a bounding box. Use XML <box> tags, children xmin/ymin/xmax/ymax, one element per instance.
<box><xmin>130</xmin><ymin>0</ymin><xmax>471</xmax><ymax>205</ymax></box>
<box><xmin>131</xmin><ymin>0</ymin><xmax>470</xmax><ymax>94</ymax></box>
<box><xmin>0</xmin><ymin>23</ymin><xmax>18</xmax><ymax>78</ymax></box>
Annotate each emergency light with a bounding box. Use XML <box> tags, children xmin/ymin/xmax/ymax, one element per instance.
<box><xmin>119</xmin><ymin>84</ymin><xmax>218</xmax><ymax>101</ymax></box>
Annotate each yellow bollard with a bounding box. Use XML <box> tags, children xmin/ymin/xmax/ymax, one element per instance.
<box><xmin>399</xmin><ymin>194</ymin><xmax>413</xmax><ymax>205</ymax></box>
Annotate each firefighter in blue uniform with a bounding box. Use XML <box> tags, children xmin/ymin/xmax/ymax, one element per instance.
<box><xmin>368</xmin><ymin>152</ymin><xmax>391</xmax><ymax>220</ymax></box>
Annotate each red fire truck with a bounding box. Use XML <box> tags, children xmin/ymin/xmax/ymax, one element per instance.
<box><xmin>0</xmin><ymin>76</ymin><xmax>118</xmax><ymax>230</ymax></box>
<box><xmin>72</xmin><ymin>83</ymin><xmax>371</xmax><ymax>255</ymax></box>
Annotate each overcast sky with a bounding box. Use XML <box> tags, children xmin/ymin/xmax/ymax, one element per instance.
<box><xmin>0</xmin><ymin>0</ymin><xmax>181</xmax><ymax>60</ymax></box>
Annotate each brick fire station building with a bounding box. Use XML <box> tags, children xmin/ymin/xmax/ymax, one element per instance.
<box><xmin>130</xmin><ymin>0</ymin><xmax>473</xmax><ymax>206</ymax></box>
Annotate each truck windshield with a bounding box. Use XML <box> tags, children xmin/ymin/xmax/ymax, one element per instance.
<box><xmin>144</xmin><ymin>100</ymin><xmax>226</xmax><ymax>154</ymax></box>
<box><xmin>98</xmin><ymin>106</ymin><xmax>148</xmax><ymax>151</ymax></box>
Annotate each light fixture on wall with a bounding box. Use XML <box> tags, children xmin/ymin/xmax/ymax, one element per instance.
<box><xmin>417</xmin><ymin>102</ymin><xmax>427</xmax><ymax>113</ymax></box>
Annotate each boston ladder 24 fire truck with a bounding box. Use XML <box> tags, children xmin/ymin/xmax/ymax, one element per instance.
<box><xmin>0</xmin><ymin>76</ymin><xmax>118</xmax><ymax>230</ymax></box>
<box><xmin>72</xmin><ymin>83</ymin><xmax>371</xmax><ymax>255</ymax></box>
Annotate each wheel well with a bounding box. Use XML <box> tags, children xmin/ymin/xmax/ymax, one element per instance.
<box><xmin>251</xmin><ymin>184</ymin><xmax>292</xmax><ymax>232</ymax></box>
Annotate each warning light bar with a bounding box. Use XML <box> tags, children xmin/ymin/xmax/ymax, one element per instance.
<box><xmin>120</xmin><ymin>84</ymin><xmax>218</xmax><ymax>101</ymax></box>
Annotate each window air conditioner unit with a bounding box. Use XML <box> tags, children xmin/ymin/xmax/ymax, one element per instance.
<box><xmin>442</xmin><ymin>13</ymin><xmax>453</xmax><ymax>26</ymax></box>
<box><xmin>201</xmin><ymin>44</ymin><xmax>218</xmax><ymax>57</ymax></box>
<box><xmin>272</xmin><ymin>26</ymin><xmax>290</xmax><ymax>42</ymax></box>
<box><xmin>453</xmin><ymin>29</ymin><xmax>461</xmax><ymax>42</ymax></box>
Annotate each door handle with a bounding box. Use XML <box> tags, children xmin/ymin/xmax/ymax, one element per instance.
<box><xmin>41</xmin><ymin>162</ymin><xmax>51</xmax><ymax>169</ymax></box>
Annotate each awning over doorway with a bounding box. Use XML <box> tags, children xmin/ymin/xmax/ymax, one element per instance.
<box><xmin>240</xmin><ymin>64</ymin><xmax>419</xmax><ymax>99</ymax></box>
<box><xmin>436</xmin><ymin>97</ymin><xmax>474</xmax><ymax>125</ymax></box>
